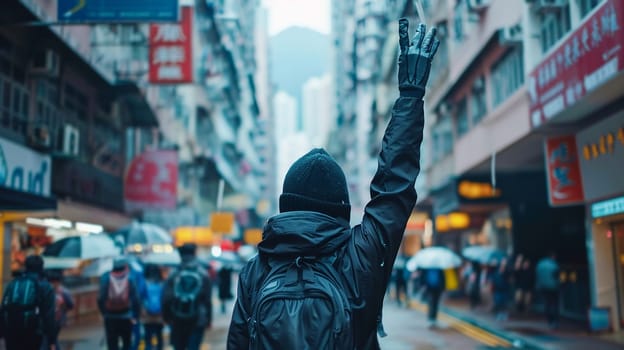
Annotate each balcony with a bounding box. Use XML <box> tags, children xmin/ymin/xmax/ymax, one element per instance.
<box><xmin>51</xmin><ymin>157</ymin><xmax>124</xmax><ymax>212</ymax></box>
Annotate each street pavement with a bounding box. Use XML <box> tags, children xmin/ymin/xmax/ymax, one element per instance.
<box><xmin>54</xmin><ymin>298</ymin><xmax>505</xmax><ymax>350</ymax></box>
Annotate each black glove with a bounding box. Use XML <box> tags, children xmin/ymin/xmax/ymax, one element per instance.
<box><xmin>398</xmin><ymin>19</ymin><xmax>440</xmax><ymax>99</ymax></box>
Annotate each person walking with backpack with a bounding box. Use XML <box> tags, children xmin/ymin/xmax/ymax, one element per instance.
<box><xmin>42</xmin><ymin>269</ymin><xmax>75</xmax><ymax>350</ymax></box>
<box><xmin>0</xmin><ymin>255</ymin><xmax>56</xmax><ymax>350</ymax></box>
<box><xmin>422</xmin><ymin>268</ymin><xmax>445</xmax><ymax>328</ymax></box>
<box><xmin>162</xmin><ymin>244</ymin><xmax>212</xmax><ymax>350</ymax></box>
<box><xmin>142</xmin><ymin>264</ymin><xmax>165</xmax><ymax>350</ymax></box>
<box><xmin>227</xmin><ymin>20</ymin><xmax>439</xmax><ymax>350</ymax></box>
<box><xmin>98</xmin><ymin>257</ymin><xmax>141</xmax><ymax>350</ymax></box>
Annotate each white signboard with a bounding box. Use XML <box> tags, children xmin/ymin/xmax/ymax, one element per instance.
<box><xmin>0</xmin><ymin>137</ymin><xmax>51</xmax><ymax>196</ymax></box>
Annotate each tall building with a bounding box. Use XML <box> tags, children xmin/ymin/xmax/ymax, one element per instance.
<box><xmin>302</xmin><ymin>74</ymin><xmax>334</xmax><ymax>148</ymax></box>
<box><xmin>273</xmin><ymin>91</ymin><xmax>298</xmax><ymax>138</ymax></box>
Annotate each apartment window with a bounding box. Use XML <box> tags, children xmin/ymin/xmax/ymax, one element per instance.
<box><xmin>491</xmin><ymin>47</ymin><xmax>525</xmax><ymax>107</ymax></box>
<box><xmin>578</xmin><ymin>0</ymin><xmax>602</xmax><ymax>18</ymax></box>
<box><xmin>34</xmin><ymin>79</ymin><xmax>61</xmax><ymax>148</ymax></box>
<box><xmin>540</xmin><ymin>6</ymin><xmax>571</xmax><ymax>53</ymax></box>
<box><xmin>456</xmin><ymin>98</ymin><xmax>469</xmax><ymax>137</ymax></box>
<box><xmin>432</xmin><ymin>116</ymin><xmax>454</xmax><ymax>160</ymax></box>
<box><xmin>470</xmin><ymin>76</ymin><xmax>487</xmax><ymax>124</ymax></box>
<box><xmin>0</xmin><ymin>55</ymin><xmax>29</xmax><ymax>137</ymax></box>
<box><xmin>454</xmin><ymin>2</ymin><xmax>465</xmax><ymax>41</ymax></box>
<box><xmin>63</xmin><ymin>83</ymin><xmax>88</xmax><ymax>120</ymax></box>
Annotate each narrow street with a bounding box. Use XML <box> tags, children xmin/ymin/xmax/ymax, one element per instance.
<box><xmin>56</xmin><ymin>298</ymin><xmax>508</xmax><ymax>350</ymax></box>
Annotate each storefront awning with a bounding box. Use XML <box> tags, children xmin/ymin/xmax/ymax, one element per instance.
<box><xmin>115</xmin><ymin>81</ymin><xmax>160</xmax><ymax>128</ymax></box>
<box><xmin>0</xmin><ymin>187</ymin><xmax>57</xmax><ymax>211</ymax></box>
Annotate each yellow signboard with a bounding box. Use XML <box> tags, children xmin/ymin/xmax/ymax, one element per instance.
<box><xmin>174</xmin><ymin>226</ymin><xmax>213</xmax><ymax>246</ymax></box>
<box><xmin>210</xmin><ymin>212</ymin><xmax>235</xmax><ymax>234</ymax></box>
<box><xmin>435</xmin><ymin>212</ymin><xmax>470</xmax><ymax>232</ymax></box>
<box><xmin>244</xmin><ymin>229</ymin><xmax>263</xmax><ymax>245</ymax></box>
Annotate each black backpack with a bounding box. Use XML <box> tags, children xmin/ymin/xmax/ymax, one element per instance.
<box><xmin>248</xmin><ymin>255</ymin><xmax>354</xmax><ymax>349</ymax></box>
<box><xmin>1</xmin><ymin>274</ymin><xmax>41</xmax><ymax>332</ymax></box>
<box><xmin>170</xmin><ymin>267</ymin><xmax>203</xmax><ymax>322</ymax></box>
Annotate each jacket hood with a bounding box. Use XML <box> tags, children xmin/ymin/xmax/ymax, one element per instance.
<box><xmin>258</xmin><ymin>211</ymin><xmax>351</xmax><ymax>258</ymax></box>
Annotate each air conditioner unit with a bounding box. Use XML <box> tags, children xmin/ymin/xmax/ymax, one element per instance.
<box><xmin>533</xmin><ymin>0</ymin><xmax>568</xmax><ymax>13</ymax></box>
<box><xmin>28</xmin><ymin>124</ymin><xmax>52</xmax><ymax>150</ymax></box>
<box><xmin>499</xmin><ymin>24</ymin><xmax>523</xmax><ymax>46</ymax></box>
<box><xmin>29</xmin><ymin>50</ymin><xmax>60</xmax><ymax>78</ymax></box>
<box><xmin>62</xmin><ymin>124</ymin><xmax>80</xmax><ymax>157</ymax></box>
<box><xmin>468</xmin><ymin>0</ymin><xmax>490</xmax><ymax>13</ymax></box>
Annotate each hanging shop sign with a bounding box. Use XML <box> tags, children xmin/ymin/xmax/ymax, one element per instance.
<box><xmin>591</xmin><ymin>196</ymin><xmax>624</xmax><ymax>219</ymax></box>
<box><xmin>528</xmin><ymin>0</ymin><xmax>624</xmax><ymax>128</ymax></box>
<box><xmin>0</xmin><ymin>137</ymin><xmax>51</xmax><ymax>197</ymax></box>
<box><xmin>149</xmin><ymin>6</ymin><xmax>193</xmax><ymax>84</ymax></box>
<box><xmin>124</xmin><ymin>149</ymin><xmax>178</xmax><ymax>212</ymax></box>
<box><xmin>576</xmin><ymin>112</ymin><xmax>624</xmax><ymax>202</ymax></box>
<box><xmin>210</xmin><ymin>212</ymin><xmax>235</xmax><ymax>234</ymax></box>
<box><xmin>544</xmin><ymin>135</ymin><xmax>585</xmax><ymax>206</ymax></box>
<box><xmin>57</xmin><ymin>0</ymin><xmax>179</xmax><ymax>23</ymax></box>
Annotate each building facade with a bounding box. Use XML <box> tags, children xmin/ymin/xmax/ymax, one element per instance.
<box><xmin>333</xmin><ymin>0</ymin><xmax>623</xmax><ymax>326</ymax></box>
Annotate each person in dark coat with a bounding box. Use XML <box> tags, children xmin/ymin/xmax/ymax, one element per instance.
<box><xmin>226</xmin><ymin>20</ymin><xmax>440</xmax><ymax>350</ymax></box>
<box><xmin>98</xmin><ymin>257</ymin><xmax>142</xmax><ymax>350</ymax></box>
<box><xmin>0</xmin><ymin>255</ymin><xmax>56</xmax><ymax>350</ymax></box>
<box><xmin>514</xmin><ymin>257</ymin><xmax>534</xmax><ymax>313</ymax></box>
<box><xmin>422</xmin><ymin>268</ymin><xmax>446</xmax><ymax>327</ymax></box>
<box><xmin>162</xmin><ymin>243</ymin><xmax>212</xmax><ymax>350</ymax></box>
<box><xmin>218</xmin><ymin>264</ymin><xmax>234</xmax><ymax>314</ymax></box>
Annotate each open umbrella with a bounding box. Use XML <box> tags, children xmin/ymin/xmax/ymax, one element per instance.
<box><xmin>141</xmin><ymin>251</ymin><xmax>181</xmax><ymax>266</ymax></box>
<box><xmin>462</xmin><ymin>246</ymin><xmax>506</xmax><ymax>264</ymax></box>
<box><xmin>113</xmin><ymin>222</ymin><xmax>172</xmax><ymax>247</ymax></box>
<box><xmin>406</xmin><ymin>247</ymin><xmax>462</xmax><ymax>271</ymax></box>
<box><xmin>43</xmin><ymin>234</ymin><xmax>119</xmax><ymax>259</ymax></box>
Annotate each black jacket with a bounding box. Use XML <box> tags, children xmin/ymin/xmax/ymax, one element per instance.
<box><xmin>0</xmin><ymin>272</ymin><xmax>56</xmax><ymax>344</ymax></box>
<box><xmin>162</xmin><ymin>259</ymin><xmax>213</xmax><ymax>329</ymax></box>
<box><xmin>227</xmin><ymin>96</ymin><xmax>424</xmax><ymax>350</ymax></box>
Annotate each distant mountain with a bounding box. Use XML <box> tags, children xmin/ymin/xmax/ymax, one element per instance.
<box><xmin>270</xmin><ymin>27</ymin><xmax>331</xmax><ymax>127</ymax></box>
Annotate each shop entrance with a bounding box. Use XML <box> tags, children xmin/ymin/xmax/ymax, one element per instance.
<box><xmin>612</xmin><ymin>221</ymin><xmax>624</xmax><ymax>327</ymax></box>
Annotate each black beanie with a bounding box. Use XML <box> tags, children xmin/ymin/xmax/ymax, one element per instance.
<box><xmin>279</xmin><ymin>148</ymin><xmax>351</xmax><ymax>221</ymax></box>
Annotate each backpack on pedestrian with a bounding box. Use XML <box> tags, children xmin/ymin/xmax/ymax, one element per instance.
<box><xmin>425</xmin><ymin>269</ymin><xmax>442</xmax><ymax>289</ymax></box>
<box><xmin>144</xmin><ymin>281</ymin><xmax>164</xmax><ymax>316</ymax></box>
<box><xmin>105</xmin><ymin>270</ymin><xmax>131</xmax><ymax>313</ymax></box>
<box><xmin>248</xmin><ymin>255</ymin><xmax>354</xmax><ymax>349</ymax></box>
<box><xmin>170</xmin><ymin>267</ymin><xmax>203</xmax><ymax>322</ymax></box>
<box><xmin>1</xmin><ymin>274</ymin><xmax>41</xmax><ymax>332</ymax></box>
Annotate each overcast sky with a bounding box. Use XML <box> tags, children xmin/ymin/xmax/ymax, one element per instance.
<box><xmin>263</xmin><ymin>0</ymin><xmax>331</xmax><ymax>36</ymax></box>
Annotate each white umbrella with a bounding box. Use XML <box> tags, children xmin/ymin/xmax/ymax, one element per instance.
<box><xmin>43</xmin><ymin>234</ymin><xmax>119</xmax><ymax>259</ymax></box>
<box><xmin>142</xmin><ymin>251</ymin><xmax>181</xmax><ymax>266</ymax></box>
<box><xmin>462</xmin><ymin>246</ymin><xmax>506</xmax><ymax>264</ymax></box>
<box><xmin>113</xmin><ymin>222</ymin><xmax>172</xmax><ymax>247</ymax></box>
<box><xmin>406</xmin><ymin>247</ymin><xmax>462</xmax><ymax>271</ymax></box>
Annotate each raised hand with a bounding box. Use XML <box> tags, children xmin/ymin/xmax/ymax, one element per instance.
<box><xmin>398</xmin><ymin>19</ymin><xmax>440</xmax><ymax>99</ymax></box>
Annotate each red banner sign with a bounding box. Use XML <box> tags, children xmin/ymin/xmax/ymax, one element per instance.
<box><xmin>528</xmin><ymin>0</ymin><xmax>624</xmax><ymax>128</ymax></box>
<box><xmin>544</xmin><ymin>136</ymin><xmax>584</xmax><ymax>206</ymax></box>
<box><xmin>124</xmin><ymin>150</ymin><xmax>178</xmax><ymax>212</ymax></box>
<box><xmin>149</xmin><ymin>6</ymin><xmax>193</xmax><ymax>84</ymax></box>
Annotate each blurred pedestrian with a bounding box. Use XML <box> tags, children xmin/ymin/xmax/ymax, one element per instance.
<box><xmin>227</xmin><ymin>20</ymin><xmax>440</xmax><ymax>350</ymax></box>
<box><xmin>142</xmin><ymin>264</ymin><xmax>165</xmax><ymax>350</ymax></box>
<box><xmin>162</xmin><ymin>243</ymin><xmax>212</xmax><ymax>350</ymax></box>
<box><xmin>393</xmin><ymin>256</ymin><xmax>408</xmax><ymax>307</ymax></box>
<box><xmin>218</xmin><ymin>264</ymin><xmax>234</xmax><ymax>314</ymax></box>
<box><xmin>423</xmin><ymin>268</ymin><xmax>446</xmax><ymax>327</ymax></box>
<box><xmin>467</xmin><ymin>261</ymin><xmax>482</xmax><ymax>309</ymax></box>
<box><xmin>127</xmin><ymin>257</ymin><xmax>147</xmax><ymax>350</ymax></box>
<box><xmin>514</xmin><ymin>257</ymin><xmax>534</xmax><ymax>313</ymax></box>
<box><xmin>0</xmin><ymin>255</ymin><xmax>56</xmax><ymax>350</ymax></box>
<box><xmin>98</xmin><ymin>257</ymin><xmax>141</xmax><ymax>350</ymax></box>
<box><xmin>536</xmin><ymin>252</ymin><xmax>560</xmax><ymax>328</ymax></box>
<box><xmin>42</xmin><ymin>269</ymin><xmax>75</xmax><ymax>350</ymax></box>
<box><xmin>490</xmin><ymin>259</ymin><xmax>511</xmax><ymax>321</ymax></box>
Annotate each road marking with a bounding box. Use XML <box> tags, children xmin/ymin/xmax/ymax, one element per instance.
<box><xmin>409</xmin><ymin>300</ymin><xmax>512</xmax><ymax>348</ymax></box>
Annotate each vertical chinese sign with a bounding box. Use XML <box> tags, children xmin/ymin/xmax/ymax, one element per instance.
<box><xmin>124</xmin><ymin>150</ymin><xmax>178</xmax><ymax>212</ymax></box>
<box><xmin>544</xmin><ymin>136</ymin><xmax>584</xmax><ymax>206</ymax></box>
<box><xmin>528</xmin><ymin>0</ymin><xmax>624</xmax><ymax>128</ymax></box>
<box><xmin>149</xmin><ymin>6</ymin><xmax>193</xmax><ymax>84</ymax></box>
